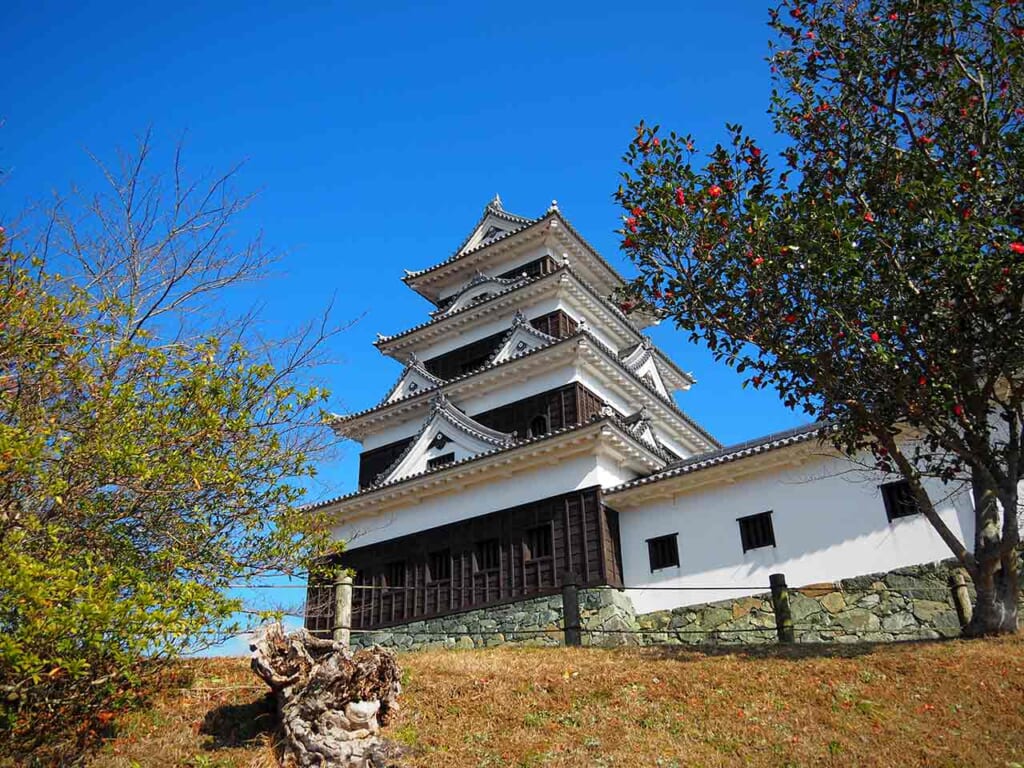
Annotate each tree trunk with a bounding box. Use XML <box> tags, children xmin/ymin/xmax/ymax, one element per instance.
<box><xmin>963</xmin><ymin>468</ymin><xmax>1020</xmax><ymax>636</ymax></box>
<box><xmin>250</xmin><ymin>622</ymin><xmax>407</xmax><ymax>768</ymax></box>
<box><xmin>965</xmin><ymin>549</ymin><xmax>1020</xmax><ymax>636</ymax></box>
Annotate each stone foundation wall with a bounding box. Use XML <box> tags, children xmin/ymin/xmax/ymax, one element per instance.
<box><xmin>346</xmin><ymin>559</ymin><xmax>1019</xmax><ymax>652</ymax></box>
<box><xmin>632</xmin><ymin>561</ymin><xmax>972</xmax><ymax>646</ymax></box>
<box><xmin>349</xmin><ymin>588</ymin><xmax>638</xmax><ymax>652</ymax></box>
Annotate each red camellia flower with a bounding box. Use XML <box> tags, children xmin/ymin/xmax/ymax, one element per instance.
<box><xmin>753</xmin><ymin>257</ymin><xmax>765</xmax><ymax>267</ymax></box>
<box><xmin>623</xmin><ymin>237</ymin><xmax>636</xmax><ymax>248</ymax></box>
<box><xmin>626</xmin><ymin>217</ymin><xmax>638</xmax><ymax>233</ymax></box>
<box><xmin>870</xmin><ymin>331</ymin><xmax>881</xmax><ymax>342</ymax></box>
<box><xmin>652</xmin><ymin>137</ymin><xmax>660</xmax><ymax>147</ymax></box>
<box><xmin>1009</xmin><ymin>242</ymin><xmax>1024</xmax><ymax>254</ymax></box>
<box><xmin>708</xmin><ymin>185</ymin><xmax>723</xmax><ymax>198</ymax></box>
<box><xmin>953</xmin><ymin>404</ymin><xmax>965</xmax><ymax>417</ymax></box>
<box><xmin>752</xmin><ymin>376</ymin><xmax>763</xmax><ymax>387</ymax></box>
<box><xmin>750</xmin><ymin>147</ymin><xmax>762</xmax><ymax>158</ymax></box>
<box><xmin>888</xmin><ymin>12</ymin><xmax>898</xmax><ymax>20</ymax></box>
<box><xmin>675</xmin><ymin>187</ymin><xmax>686</xmax><ymax>206</ymax></box>
<box><xmin>784</xmin><ymin>313</ymin><xmax>796</xmax><ymax>323</ymax></box>
<box><xmin>918</xmin><ymin>376</ymin><xmax>927</xmax><ymax>387</ymax></box>
<box><xmin>863</xmin><ymin>211</ymin><xmax>875</xmax><ymax>223</ymax></box>
<box><xmin>631</xmin><ymin>206</ymin><xmax>644</xmax><ymax>217</ymax></box>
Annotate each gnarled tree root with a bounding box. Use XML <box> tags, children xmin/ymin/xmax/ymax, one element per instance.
<box><xmin>250</xmin><ymin>623</ymin><xmax>406</xmax><ymax>767</ymax></box>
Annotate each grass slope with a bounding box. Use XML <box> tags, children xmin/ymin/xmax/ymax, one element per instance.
<box><xmin>92</xmin><ymin>637</ymin><xmax>1024</xmax><ymax>768</ymax></box>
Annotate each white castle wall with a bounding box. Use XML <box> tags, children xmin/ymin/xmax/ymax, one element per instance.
<box><xmin>612</xmin><ymin>454</ymin><xmax>975</xmax><ymax>615</ymax></box>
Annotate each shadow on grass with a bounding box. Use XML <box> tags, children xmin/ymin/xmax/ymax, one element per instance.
<box><xmin>638</xmin><ymin>635</ymin><xmax>959</xmax><ymax>663</ymax></box>
<box><xmin>200</xmin><ymin>692</ymin><xmax>278</xmax><ymax>750</ymax></box>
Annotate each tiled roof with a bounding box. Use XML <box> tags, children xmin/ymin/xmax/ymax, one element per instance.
<box><xmin>305</xmin><ymin>414</ymin><xmax>667</xmax><ymax>513</ymax></box>
<box><xmin>332</xmin><ymin>328</ymin><xmax>717</xmax><ymax>450</ymax></box>
<box><xmin>404</xmin><ymin>198</ymin><xmax>539</xmax><ymax>283</ymax></box>
<box><xmin>401</xmin><ymin>207</ymin><xmax>623</xmax><ymax>297</ymax></box>
<box><xmin>604</xmin><ymin>422</ymin><xmax>832</xmax><ymax>496</ymax></box>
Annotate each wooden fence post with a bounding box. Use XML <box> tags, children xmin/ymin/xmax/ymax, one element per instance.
<box><xmin>561</xmin><ymin>572</ymin><xmax>581</xmax><ymax>647</ymax></box>
<box><xmin>334</xmin><ymin>571</ymin><xmax>353</xmax><ymax>647</ymax></box>
<box><xmin>770</xmin><ymin>573</ymin><xmax>795</xmax><ymax>644</ymax></box>
<box><xmin>949</xmin><ymin>568</ymin><xmax>973</xmax><ymax>629</ymax></box>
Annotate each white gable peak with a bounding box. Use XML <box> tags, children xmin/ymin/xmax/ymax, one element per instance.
<box><xmin>620</xmin><ymin>339</ymin><xmax>670</xmax><ymax>398</ymax></box>
<box><xmin>488</xmin><ymin>310</ymin><xmax>559</xmax><ymax>366</ymax></box>
<box><xmin>376</xmin><ymin>394</ymin><xmax>516</xmax><ymax>485</ymax></box>
<box><xmin>431</xmin><ymin>270</ymin><xmax>530</xmax><ymax>319</ymax></box>
<box><xmin>381</xmin><ymin>352</ymin><xmax>445</xmax><ymax>405</ymax></box>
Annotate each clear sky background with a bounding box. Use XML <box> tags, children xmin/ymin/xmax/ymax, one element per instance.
<box><xmin>2</xmin><ymin>0</ymin><xmax>806</xmax><ymax>651</ymax></box>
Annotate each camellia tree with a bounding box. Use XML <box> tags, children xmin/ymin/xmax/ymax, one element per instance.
<box><xmin>615</xmin><ymin>0</ymin><xmax>1023</xmax><ymax>634</ymax></box>
<box><xmin>0</xmin><ymin>138</ymin><xmax>341</xmax><ymax>761</ymax></box>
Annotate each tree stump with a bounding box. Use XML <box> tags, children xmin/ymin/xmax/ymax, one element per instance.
<box><xmin>250</xmin><ymin>623</ymin><xmax>406</xmax><ymax>767</ymax></box>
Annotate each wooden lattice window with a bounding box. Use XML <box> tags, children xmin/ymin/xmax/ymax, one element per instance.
<box><xmin>881</xmin><ymin>480</ymin><xmax>921</xmax><ymax>521</ymax></box>
<box><xmin>384</xmin><ymin>561</ymin><xmax>406</xmax><ymax>590</ymax></box>
<box><xmin>475</xmin><ymin>539</ymin><xmax>501</xmax><ymax>572</ymax></box>
<box><xmin>428</xmin><ymin>549</ymin><xmax>451</xmax><ymax>582</ymax></box>
<box><xmin>524</xmin><ymin>524</ymin><xmax>553</xmax><ymax>561</ymax></box>
<box><xmin>647</xmin><ymin>533</ymin><xmax>679</xmax><ymax>571</ymax></box>
<box><xmin>738</xmin><ymin>511</ymin><xmax>776</xmax><ymax>552</ymax></box>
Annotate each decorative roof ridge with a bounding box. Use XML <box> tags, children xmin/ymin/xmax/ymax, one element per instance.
<box><xmin>574</xmin><ymin>332</ymin><xmax>718</xmax><ymax>447</ymax></box>
<box><xmin>404</xmin><ymin>199</ymin><xmax>538</xmax><ymax>284</ymax></box>
<box><xmin>371</xmin><ymin>393</ymin><xmax>516</xmax><ymax>486</ymax></box>
<box><xmin>333</xmin><ymin>328</ymin><xmax>718</xmax><ymax>449</ymax></box>
<box><xmin>604</xmin><ymin>422</ymin><xmax>833</xmax><ymax>496</ymax></box>
<box><xmin>306</xmin><ymin>414</ymin><xmax>667</xmax><ymax>513</ymax></box>
<box><xmin>376</xmin><ymin>269</ymin><xmax>552</xmax><ymax>347</ymax></box>
<box><xmin>482</xmin><ymin>309</ymin><xmax>560</xmax><ymax>367</ymax></box>
<box><xmin>401</xmin><ymin>207</ymin><xmax>621</xmax><ymax>290</ymax></box>
<box><xmin>376</xmin><ymin>352</ymin><xmax>446</xmax><ymax>406</ymax></box>
<box><xmin>429</xmin><ymin>270</ymin><xmax>532</xmax><ymax>319</ymax></box>
<box><xmin>377</xmin><ymin>261</ymin><xmax>655</xmax><ymax>356</ymax></box>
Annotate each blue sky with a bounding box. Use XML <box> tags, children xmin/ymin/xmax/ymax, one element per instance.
<box><xmin>2</xmin><ymin>0</ymin><xmax>805</xmax><ymax>651</ymax></box>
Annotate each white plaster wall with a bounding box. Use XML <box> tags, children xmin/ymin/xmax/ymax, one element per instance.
<box><xmin>573</xmin><ymin>370</ymin><xmax>693</xmax><ymax>459</ymax></box>
<box><xmin>615</xmin><ymin>454</ymin><xmax>975</xmax><ymax>614</ymax></box>
<box><xmin>333</xmin><ymin>453</ymin><xmax>608</xmax><ymax>549</ymax></box>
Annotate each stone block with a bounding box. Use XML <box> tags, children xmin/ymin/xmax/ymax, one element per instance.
<box><xmin>835</xmin><ymin>608</ymin><xmax>880</xmax><ymax>632</ymax></box>
<box><xmin>820</xmin><ymin>592</ymin><xmax>846</xmax><ymax>614</ymax></box>
<box><xmin>798</xmin><ymin>582</ymin><xmax>837</xmax><ymax>598</ymax></box>
<box><xmin>789</xmin><ymin>594</ymin><xmax>822</xmax><ymax>623</ymax></box>
<box><xmin>732</xmin><ymin>597</ymin><xmax>762</xmax><ymax>619</ymax></box>
<box><xmin>700</xmin><ymin>606</ymin><xmax>733</xmax><ymax>629</ymax></box>
<box><xmin>882</xmin><ymin>612</ymin><xmax>917</xmax><ymax>631</ymax></box>
<box><xmin>912</xmin><ymin>600</ymin><xmax>954</xmax><ymax>623</ymax></box>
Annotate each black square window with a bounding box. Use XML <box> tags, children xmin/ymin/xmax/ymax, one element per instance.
<box><xmin>881</xmin><ymin>480</ymin><xmax>921</xmax><ymax>521</ymax></box>
<box><xmin>426</xmin><ymin>452</ymin><xmax>455</xmax><ymax>471</ymax></box>
<box><xmin>738</xmin><ymin>511</ymin><xmax>776</xmax><ymax>552</ymax></box>
<box><xmin>384</xmin><ymin>561</ymin><xmax>405</xmax><ymax>590</ymax></box>
<box><xmin>428</xmin><ymin>549</ymin><xmax>451</xmax><ymax>582</ymax></box>
<box><xmin>647</xmin><ymin>533</ymin><xmax>679</xmax><ymax>571</ymax></box>
<box><xmin>475</xmin><ymin>538</ymin><xmax>501</xmax><ymax>571</ymax></box>
<box><xmin>524</xmin><ymin>525</ymin><xmax>553</xmax><ymax>561</ymax></box>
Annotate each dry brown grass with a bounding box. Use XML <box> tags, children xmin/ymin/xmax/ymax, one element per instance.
<box><xmin>91</xmin><ymin>636</ymin><xmax>1024</xmax><ymax>768</ymax></box>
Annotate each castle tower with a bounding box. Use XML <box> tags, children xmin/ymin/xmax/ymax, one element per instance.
<box><xmin>306</xmin><ymin>197</ymin><xmax>718</xmax><ymax>636</ymax></box>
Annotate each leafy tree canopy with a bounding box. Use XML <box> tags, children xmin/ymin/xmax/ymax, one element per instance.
<box><xmin>0</xmin><ymin>138</ymin><xmax>340</xmax><ymax>761</ymax></box>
